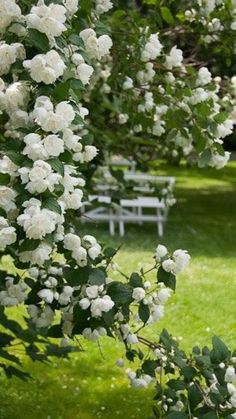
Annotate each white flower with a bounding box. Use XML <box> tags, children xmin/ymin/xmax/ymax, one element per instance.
<box><xmin>4</xmin><ymin>82</ymin><xmax>29</xmax><ymax>111</ymax></box>
<box><xmin>162</xmin><ymin>258</ymin><xmax>175</xmax><ymax>273</ymax></box>
<box><xmin>28</xmin><ymin>267</ymin><xmax>39</xmax><ymax>279</ymax></box>
<box><xmin>19</xmin><ymin>160</ymin><xmax>61</xmax><ymax>194</ymax></box>
<box><xmin>86</xmin><ymin>285</ymin><xmax>99</xmax><ymax>299</ymax></box>
<box><xmin>0</xmin><ymin>222</ymin><xmax>16</xmax><ymax>250</ymax></box>
<box><xmin>26</xmin><ymin>2</ymin><xmax>67</xmax><ymax>39</ymax></box>
<box><xmin>58</xmin><ymin>286</ymin><xmax>73</xmax><ymax>305</ymax></box>
<box><xmin>126</xmin><ymin>333</ymin><xmax>139</xmax><ymax>344</ymax></box>
<box><xmin>132</xmin><ymin>378</ymin><xmax>148</xmax><ymax>388</ymax></box>
<box><xmin>172</xmin><ymin>249</ymin><xmax>190</xmax><ymax>274</ymax></box>
<box><xmin>83</xmin><ymin>235</ymin><xmax>97</xmax><ymax>247</ymax></box>
<box><xmin>118</xmin><ymin>113</ymin><xmax>129</xmax><ymax>124</ymax></box>
<box><xmin>97</xmin><ymin>35</ymin><xmax>113</xmax><ymax>59</ymax></box>
<box><xmin>23</xmin><ymin>50</ymin><xmax>65</xmax><ymax>84</ymax></box>
<box><xmin>0</xmin><ymin>0</ymin><xmax>22</xmax><ymax>34</ymax></box>
<box><xmin>63</xmin><ymin>0</ymin><xmax>79</xmax><ymax>16</ymax></box>
<box><xmin>33</xmin><ymin>97</ymin><xmax>75</xmax><ymax>133</ymax></box>
<box><xmin>82</xmin><ymin>328</ymin><xmax>100</xmax><ymax>341</ymax></box>
<box><xmin>157</xmin><ymin>288</ymin><xmax>171</xmax><ymax>304</ymax></box>
<box><xmin>90</xmin><ymin>295</ymin><xmax>114</xmax><ymax>317</ymax></box>
<box><xmin>28</xmin><ymin>305</ymin><xmax>54</xmax><ymax>328</ymax></box>
<box><xmin>123</xmin><ymin>77</ymin><xmax>133</xmax><ymax>90</ymax></box>
<box><xmin>80</xmin><ymin>30</ymin><xmax>112</xmax><ymax>60</ymax></box>
<box><xmin>44</xmin><ymin>276</ymin><xmax>58</xmax><ymax>288</ymax></box>
<box><xmin>77</xmin><ymin>63</ymin><xmax>94</xmax><ymax>85</ymax></box>
<box><xmin>64</xmin><ymin>233</ymin><xmax>81</xmax><ymax>251</ymax></box>
<box><xmin>17</xmin><ymin>199</ymin><xmax>58</xmax><ymax>240</ymax></box>
<box><xmin>38</xmin><ymin>288</ymin><xmax>54</xmax><ymax>304</ymax></box>
<box><xmin>116</xmin><ymin>359</ymin><xmax>124</xmax><ymax>367</ymax></box>
<box><xmin>225</xmin><ymin>366</ymin><xmax>236</xmax><ymax>383</ymax></box>
<box><xmin>155</xmin><ymin>244</ymin><xmax>168</xmax><ymax>261</ymax></box>
<box><xmin>88</xmin><ymin>243</ymin><xmax>102</xmax><ymax>260</ymax></box>
<box><xmin>43</xmin><ymin>134</ymin><xmax>64</xmax><ymax>157</ymax></box>
<box><xmin>79</xmin><ymin>298</ymin><xmax>91</xmax><ymax>310</ymax></box>
<box><xmin>23</xmin><ymin>133</ymin><xmax>47</xmax><ymax>161</ymax></box>
<box><xmin>83</xmin><ymin>145</ymin><xmax>98</xmax><ymax>162</ymax></box>
<box><xmin>0</xmin><ymin>277</ymin><xmax>28</xmax><ymax>307</ymax></box>
<box><xmin>151</xmin><ymin>305</ymin><xmax>164</xmax><ymax>321</ymax></box>
<box><xmin>19</xmin><ymin>243</ymin><xmax>52</xmax><ymax>266</ymax></box>
<box><xmin>0</xmin><ymin>156</ymin><xmax>18</xmax><ymax>175</ymax></box>
<box><xmin>96</xmin><ymin>0</ymin><xmax>113</xmax><ymax>15</ymax></box>
<box><xmin>0</xmin><ymin>186</ymin><xmax>16</xmax><ymax>212</ymax></box>
<box><xmin>165</xmin><ymin>46</ymin><xmax>183</xmax><ymax>69</ymax></box>
<box><xmin>132</xmin><ymin>287</ymin><xmax>145</xmax><ymax>302</ymax></box>
<box><xmin>0</xmin><ymin>42</ymin><xmax>25</xmax><ymax>75</ymax></box>
<box><xmin>209</xmin><ymin>152</ymin><xmax>230</xmax><ymax>170</ymax></box>
<box><xmin>141</xmin><ymin>33</ymin><xmax>163</xmax><ymax>62</ymax></box>
<box><xmin>61</xmin><ymin>189</ymin><xmax>84</xmax><ymax>210</ymax></box>
<box><xmin>197</xmin><ymin>67</ymin><xmax>212</xmax><ymax>86</ymax></box>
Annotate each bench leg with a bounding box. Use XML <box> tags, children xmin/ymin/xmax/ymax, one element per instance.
<box><xmin>109</xmin><ymin>209</ymin><xmax>115</xmax><ymax>236</ymax></box>
<box><xmin>119</xmin><ymin>221</ymin><xmax>125</xmax><ymax>237</ymax></box>
<box><xmin>157</xmin><ymin>209</ymin><xmax>164</xmax><ymax>237</ymax></box>
<box><xmin>109</xmin><ymin>220</ymin><xmax>115</xmax><ymax>236</ymax></box>
<box><xmin>138</xmin><ymin>206</ymin><xmax>143</xmax><ymax>225</ymax></box>
<box><xmin>157</xmin><ymin>221</ymin><xmax>164</xmax><ymax>237</ymax></box>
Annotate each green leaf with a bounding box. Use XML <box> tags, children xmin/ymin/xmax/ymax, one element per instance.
<box><xmin>181</xmin><ymin>366</ymin><xmax>196</xmax><ymax>382</ymax></box>
<box><xmin>42</xmin><ymin>197</ymin><xmax>62</xmax><ymax>214</ymax></box>
<box><xmin>73</xmin><ymin>113</ymin><xmax>84</xmax><ymax>125</ymax></box>
<box><xmin>68</xmin><ymin>34</ymin><xmax>84</xmax><ymax>48</ymax></box>
<box><xmin>210</xmin><ymin>336</ymin><xmax>230</xmax><ymax>363</ymax></box>
<box><xmin>52</xmin><ymin>81</ymin><xmax>70</xmax><ymax>101</ymax></box>
<box><xmin>5</xmin><ymin>151</ymin><xmax>24</xmax><ymax>166</ymax></box>
<box><xmin>138</xmin><ymin>302</ymin><xmax>150</xmax><ymax>324</ymax></box>
<box><xmin>28</xmin><ymin>28</ymin><xmax>50</xmax><ymax>52</ymax></box>
<box><xmin>0</xmin><ymin>173</ymin><xmax>10</xmax><ymax>185</ymax></box>
<box><xmin>18</xmin><ymin>239</ymin><xmax>40</xmax><ymax>252</ymax></box>
<box><xmin>214</xmin><ymin>112</ymin><xmax>229</xmax><ymax>124</ymax></box>
<box><xmin>89</xmin><ymin>268</ymin><xmax>106</xmax><ymax>286</ymax></box>
<box><xmin>157</xmin><ymin>266</ymin><xmax>176</xmax><ymax>291</ymax></box>
<box><xmin>160</xmin><ymin>7</ymin><xmax>175</xmax><ymax>24</ymax></box>
<box><xmin>167</xmin><ymin>413</ymin><xmax>188</xmax><ymax>419</ymax></box>
<box><xmin>48</xmin><ymin>158</ymin><xmax>64</xmax><ymax>176</ymax></box>
<box><xmin>201</xmin><ymin>413</ymin><xmax>218</xmax><ymax>419</ymax></box>
<box><xmin>188</xmin><ymin>383</ymin><xmax>203</xmax><ymax>409</ymax></box>
<box><xmin>107</xmin><ymin>282</ymin><xmax>133</xmax><ymax>304</ymax></box>
<box><xmin>81</xmin><ymin>133</ymin><xmax>94</xmax><ymax>145</ymax></box>
<box><xmin>198</xmin><ymin>149</ymin><xmax>212</xmax><ymax>168</ymax></box>
<box><xmin>167</xmin><ymin>379</ymin><xmax>186</xmax><ymax>391</ymax></box>
<box><xmin>130</xmin><ymin>272</ymin><xmax>143</xmax><ymax>288</ymax></box>
<box><xmin>142</xmin><ymin>360</ymin><xmax>158</xmax><ymax>377</ymax></box>
<box><xmin>103</xmin><ymin>247</ymin><xmax>116</xmax><ymax>258</ymax></box>
<box><xmin>64</xmin><ymin>267</ymin><xmax>90</xmax><ymax>286</ymax></box>
<box><xmin>70</xmin><ymin>78</ymin><xmax>84</xmax><ymax>91</ymax></box>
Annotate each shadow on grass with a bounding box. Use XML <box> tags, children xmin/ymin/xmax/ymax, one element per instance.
<box><xmin>0</xmin><ymin>351</ymin><xmax>154</xmax><ymax>419</ymax></box>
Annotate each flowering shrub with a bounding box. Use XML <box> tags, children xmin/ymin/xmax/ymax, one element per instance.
<box><xmin>87</xmin><ymin>0</ymin><xmax>236</xmax><ymax>170</ymax></box>
<box><xmin>0</xmin><ymin>0</ymin><xmax>235</xmax><ymax>417</ymax></box>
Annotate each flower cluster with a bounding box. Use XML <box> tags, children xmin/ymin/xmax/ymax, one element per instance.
<box><xmin>0</xmin><ymin>276</ymin><xmax>28</xmax><ymax>306</ymax></box>
<box><xmin>23</xmin><ymin>50</ymin><xmax>65</xmax><ymax>84</ymax></box>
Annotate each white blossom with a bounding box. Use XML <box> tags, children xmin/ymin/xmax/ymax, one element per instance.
<box><xmin>155</xmin><ymin>244</ymin><xmax>168</xmax><ymax>261</ymax></box>
<box><xmin>165</xmin><ymin>46</ymin><xmax>183</xmax><ymax>69</ymax></box>
<box><xmin>132</xmin><ymin>287</ymin><xmax>145</xmax><ymax>302</ymax></box>
<box><xmin>26</xmin><ymin>2</ymin><xmax>67</xmax><ymax>40</ymax></box>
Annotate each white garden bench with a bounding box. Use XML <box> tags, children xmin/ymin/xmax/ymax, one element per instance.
<box><xmin>81</xmin><ymin>169</ymin><xmax>175</xmax><ymax>236</ymax></box>
<box><xmin>81</xmin><ymin>195</ymin><xmax>167</xmax><ymax>237</ymax></box>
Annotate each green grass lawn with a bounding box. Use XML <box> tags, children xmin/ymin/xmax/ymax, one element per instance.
<box><xmin>0</xmin><ymin>161</ymin><xmax>236</xmax><ymax>419</ymax></box>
